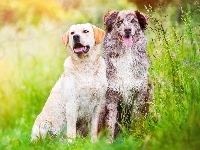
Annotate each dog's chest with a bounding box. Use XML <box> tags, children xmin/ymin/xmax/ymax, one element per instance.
<box><xmin>110</xmin><ymin>52</ymin><xmax>135</xmax><ymax>89</ymax></box>
<box><xmin>108</xmin><ymin>49</ymin><xmax>147</xmax><ymax>100</ymax></box>
<box><xmin>74</xmin><ymin>74</ymin><xmax>105</xmax><ymax>120</ymax></box>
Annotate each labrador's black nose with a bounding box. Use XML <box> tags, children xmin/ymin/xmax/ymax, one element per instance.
<box><xmin>73</xmin><ymin>34</ymin><xmax>80</xmax><ymax>42</ymax></box>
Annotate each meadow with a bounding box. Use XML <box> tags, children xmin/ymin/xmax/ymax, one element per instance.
<box><xmin>0</xmin><ymin>0</ymin><xmax>199</xmax><ymax>149</ymax></box>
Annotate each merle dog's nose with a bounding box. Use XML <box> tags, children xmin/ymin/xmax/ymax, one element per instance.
<box><xmin>73</xmin><ymin>34</ymin><xmax>80</xmax><ymax>42</ymax></box>
<box><xmin>124</xmin><ymin>28</ymin><xmax>132</xmax><ymax>34</ymax></box>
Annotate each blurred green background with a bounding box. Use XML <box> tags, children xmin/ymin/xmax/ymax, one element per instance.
<box><xmin>0</xmin><ymin>0</ymin><xmax>199</xmax><ymax>149</ymax></box>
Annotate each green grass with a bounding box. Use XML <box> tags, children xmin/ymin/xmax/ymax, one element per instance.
<box><xmin>0</xmin><ymin>2</ymin><xmax>200</xmax><ymax>150</ymax></box>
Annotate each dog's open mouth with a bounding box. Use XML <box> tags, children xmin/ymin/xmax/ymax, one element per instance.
<box><xmin>118</xmin><ymin>33</ymin><xmax>134</xmax><ymax>47</ymax></box>
<box><xmin>73</xmin><ymin>43</ymin><xmax>90</xmax><ymax>55</ymax></box>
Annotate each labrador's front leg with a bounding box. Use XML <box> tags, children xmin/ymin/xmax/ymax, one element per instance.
<box><xmin>91</xmin><ymin>104</ymin><xmax>101</xmax><ymax>143</ymax></box>
<box><xmin>66</xmin><ymin>102</ymin><xmax>77</xmax><ymax>141</ymax></box>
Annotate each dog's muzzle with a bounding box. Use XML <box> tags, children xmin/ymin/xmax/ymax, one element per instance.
<box><xmin>118</xmin><ymin>29</ymin><xmax>134</xmax><ymax>47</ymax></box>
<box><xmin>72</xmin><ymin>34</ymin><xmax>90</xmax><ymax>55</ymax></box>
<box><xmin>73</xmin><ymin>43</ymin><xmax>90</xmax><ymax>55</ymax></box>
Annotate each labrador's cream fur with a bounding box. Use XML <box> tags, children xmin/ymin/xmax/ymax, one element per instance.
<box><xmin>31</xmin><ymin>23</ymin><xmax>107</xmax><ymax>142</ymax></box>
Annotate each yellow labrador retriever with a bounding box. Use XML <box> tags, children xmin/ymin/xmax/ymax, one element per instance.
<box><xmin>31</xmin><ymin>23</ymin><xmax>107</xmax><ymax>142</ymax></box>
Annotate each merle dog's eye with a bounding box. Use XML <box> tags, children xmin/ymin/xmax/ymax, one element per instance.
<box><xmin>131</xmin><ymin>19</ymin><xmax>137</xmax><ymax>23</ymax></box>
<box><xmin>117</xmin><ymin>20</ymin><xmax>123</xmax><ymax>24</ymax></box>
<box><xmin>83</xmin><ymin>30</ymin><xmax>89</xmax><ymax>33</ymax></box>
<box><xmin>71</xmin><ymin>32</ymin><xmax>74</xmax><ymax>35</ymax></box>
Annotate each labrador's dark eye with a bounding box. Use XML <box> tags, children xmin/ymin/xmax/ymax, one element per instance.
<box><xmin>131</xmin><ymin>18</ymin><xmax>137</xmax><ymax>23</ymax></box>
<box><xmin>71</xmin><ymin>32</ymin><xmax>75</xmax><ymax>35</ymax></box>
<box><xmin>83</xmin><ymin>30</ymin><xmax>89</xmax><ymax>33</ymax></box>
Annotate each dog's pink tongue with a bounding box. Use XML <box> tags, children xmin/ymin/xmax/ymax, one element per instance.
<box><xmin>74</xmin><ymin>47</ymin><xmax>84</xmax><ymax>53</ymax></box>
<box><xmin>123</xmin><ymin>37</ymin><xmax>133</xmax><ymax>47</ymax></box>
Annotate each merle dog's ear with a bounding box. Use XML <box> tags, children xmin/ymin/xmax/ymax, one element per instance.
<box><xmin>103</xmin><ymin>10</ymin><xmax>119</xmax><ymax>32</ymax></box>
<box><xmin>135</xmin><ymin>10</ymin><xmax>149</xmax><ymax>30</ymax></box>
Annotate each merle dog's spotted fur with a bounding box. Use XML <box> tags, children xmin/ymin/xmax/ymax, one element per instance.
<box><xmin>101</xmin><ymin>10</ymin><xmax>153</xmax><ymax>141</ymax></box>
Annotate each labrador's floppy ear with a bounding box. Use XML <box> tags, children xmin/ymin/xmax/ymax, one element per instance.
<box><xmin>135</xmin><ymin>10</ymin><xmax>149</xmax><ymax>30</ymax></box>
<box><xmin>61</xmin><ymin>31</ymin><xmax>69</xmax><ymax>46</ymax></box>
<box><xmin>92</xmin><ymin>25</ymin><xmax>105</xmax><ymax>44</ymax></box>
<box><xmin>104</xmin><ymin>10</ymin><xmax>119</xmax><ymax>33</ymax></box>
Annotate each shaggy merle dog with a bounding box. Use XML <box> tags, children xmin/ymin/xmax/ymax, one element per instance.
<box><xmin>100</xmin><ymin>10</ymin><xmax>153</xmax><ymax>141</ymax></box>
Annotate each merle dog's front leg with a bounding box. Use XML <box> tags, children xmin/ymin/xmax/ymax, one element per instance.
<box><xmin>105</xmin><ymin>89</ymin><xmax>121</xmax><ymax>143</ymax></box>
